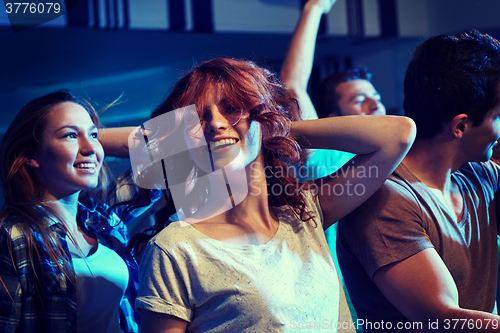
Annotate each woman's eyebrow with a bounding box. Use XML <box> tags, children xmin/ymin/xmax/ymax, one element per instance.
<box><xmin>54</xmin><ymin>124</ymin><xmax>98</xmax><ymax>133</ymax></box>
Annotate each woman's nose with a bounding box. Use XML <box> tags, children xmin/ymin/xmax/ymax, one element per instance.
<box><xmin>80</xmin><ymin>136</ymin><xmax>98</xmax><ymax>156</ymax></box>
<box><xmin>204</xmin><ymin>107</ymin><xmax>229</xmax><ymax>132</ymax></box>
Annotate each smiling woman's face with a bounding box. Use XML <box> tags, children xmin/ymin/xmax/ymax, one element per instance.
<box><xmin>30</xmin><ymin>101</ymin><xmax>104</xmax><ymax>198</ymax></box>
<box><xmin>183</xmin><ymin>85</ymin><xmax>262</xmax><ymax>174</ymax></box>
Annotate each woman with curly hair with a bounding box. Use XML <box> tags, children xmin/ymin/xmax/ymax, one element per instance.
<box><xmin>132</xmin><ymin>58</ymin><xmax>416</xmax><ymax>332</ymax></box>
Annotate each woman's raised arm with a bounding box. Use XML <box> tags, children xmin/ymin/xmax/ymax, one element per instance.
<box><xmin>98</xmin><ymin>127</ymin><xmax>136</xmax><ymax>158</ymax></box>
<box><xmin>291</xmin><ymin>115</ymin><xmax>416</xmax><ymax>228</ymax></box>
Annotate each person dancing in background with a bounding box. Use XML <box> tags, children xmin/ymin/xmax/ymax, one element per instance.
<box><xmin>281</xmin><ymin>0</ymin><xmax>386</xmax><ymax>181</ymax></box>
<box><xmin>132</xmin><ymin>57</ymin><xmax>415</xmax><ymax>332</ymax></box>
<box><xmin>280</xmin><ymin>1</ymin><xmax>388</xmax><ymax>314</ymax></box>
<box><xmin>0</xmin><ymin>91</ymin><xmax>158</xmax><ymax>333</ymax></box>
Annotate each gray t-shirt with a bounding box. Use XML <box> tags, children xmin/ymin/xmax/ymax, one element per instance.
<box><xmin>337</xmin><ymin>161</ymin><xmax>499</xmax><ymax>332</ymax></box>
<box><xmin>136</xmin><ymin>192</ymin><xmax>354</xmax><ymax>332</ymax></box>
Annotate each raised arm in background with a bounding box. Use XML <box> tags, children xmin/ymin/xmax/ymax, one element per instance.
<box><xmin>281</xmin><ymin>0</ymin><xmax>336</xmax><ymax>120</ymax></box>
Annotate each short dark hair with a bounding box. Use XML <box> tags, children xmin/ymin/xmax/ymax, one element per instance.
<box><xmin>314</xmin><ymin>67</ymin><xmax>371</xmax><ymax>118</ymax></box>
<box><xmin>404</xmin><ymin>30</ymin><xmax>500</xmax><ymax>140</ymax></box>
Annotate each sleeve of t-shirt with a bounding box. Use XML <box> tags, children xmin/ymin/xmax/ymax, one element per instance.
<box><xmin>135</xmin><ymin>237</ymin><xmax>192</xmax><ymax>322</ymax></box>
<box><xmin>338</xmin><ymin>180</ymin><xmax>434</xmax><ymax>279</ymax></box>
<box><xmin>302</xmin><ymin>190</ymin><xmax>324</xmax><ymax>229</ymax></box>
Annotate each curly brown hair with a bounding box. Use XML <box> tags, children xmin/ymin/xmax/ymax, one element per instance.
<box><xmin>128</xmin><ymin>58</ymin><xmax>315</xmax><ymax>253</ymax></box>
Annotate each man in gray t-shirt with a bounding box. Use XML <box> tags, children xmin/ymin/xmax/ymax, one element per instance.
<box><xmin>338</xmin><ymin>30</ymin><xmax>500</xmax><ymax>332</ymax></box>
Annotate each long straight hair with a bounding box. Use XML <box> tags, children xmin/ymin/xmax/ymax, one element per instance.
<box><xmin>0</xmin><ymin>91</ymin><xmax>102</xmax><ymax>298</ymax></box>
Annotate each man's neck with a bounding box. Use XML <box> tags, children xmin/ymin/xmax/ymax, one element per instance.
<box><xmin>404</xmin><ymin>135</ymin><xmax>467</xmax><ymax>223</ymax></box>
<box><xmin>403</xmin><ymin>138</ymin><xmax>462</xmax><ymax>192</ymax></box>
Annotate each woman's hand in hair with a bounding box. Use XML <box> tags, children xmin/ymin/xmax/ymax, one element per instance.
<box><xmin>291</xmin><ymin>115</ymin><xmax>416</xmax><ymax>228</ymax></box>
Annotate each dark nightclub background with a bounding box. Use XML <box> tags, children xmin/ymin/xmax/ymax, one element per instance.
<box><xmin>1</xmin><ymin>0</ymin><xmax>500</xmax><ymax>211</ymax></box>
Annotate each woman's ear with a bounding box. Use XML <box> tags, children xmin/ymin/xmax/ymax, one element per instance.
<box><xmin>25</xmin><ymin>158</ymin><xmax>40</xmax><ymax>168</ymax></box>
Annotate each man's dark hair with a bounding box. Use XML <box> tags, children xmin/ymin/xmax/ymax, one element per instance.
<box><xmin>314</xmin><ymin>67</ymin><xmax>371</xmax><ymax>118</ymax></box>
<box><xmin>404</xmin><ymin>30</ymin><xmax>500</xmax><ymax>140</ymax></box>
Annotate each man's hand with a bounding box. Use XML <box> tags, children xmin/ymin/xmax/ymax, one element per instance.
<box><xmin>307</xmin><ymin>0</ymin><xmax>336</xmax><ymax>15</ymax></box>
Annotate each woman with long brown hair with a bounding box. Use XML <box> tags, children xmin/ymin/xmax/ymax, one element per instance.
<box><xmin>0</xmin><ymin>91</ymin><xmax>156</xmax><ymax>333</ymax></box>
<box><xmin>132</xmin><ymin>58</ymin><xmax>416</xmax><ymax>332</ymax></box>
